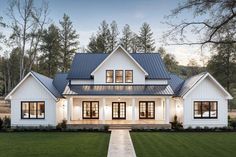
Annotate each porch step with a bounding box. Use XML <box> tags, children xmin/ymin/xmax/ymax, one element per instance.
<box><xmin>108</xmin><ymin>124</ymin><xmax>132</xmax><ymax>131</ymax></box>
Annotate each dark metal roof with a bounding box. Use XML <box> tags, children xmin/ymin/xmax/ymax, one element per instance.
<box><xmin>63</xmin><ymin>85</ymin><xmax>174</xmax><ymax>96</ymax></box>
<box><xmin>67</xmin><ymin>53</ymin><xmax>170</xmax><ymax>80</ymax></box>
<box><xmin>31</xmin><ymin>71</ymin><xmax>61</xmax><ymax>98</ymax></box>
<box><xmin>168</xmin><ymin>73</ymin><xmax>185</xmax><ymax>96</ymax></box>
<box><xmin>53</xmin><ymin>73</ymin><xmax>68</xmax><ymax>96</ymax></box>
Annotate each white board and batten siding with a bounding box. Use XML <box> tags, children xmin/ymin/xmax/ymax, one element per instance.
<box><xmin>10</xmin><ymin>76</ymin><xmax>58</xmax><ymax>127</ymax></box>
<box><xmin>93</xmin><ymin>49</ymin><xmax>146</xmax><ymax>84</ymax></box>
<box><xmin>183</xmin><ymin>77</ymin><xmax>228</xmax><ymax>128</ymax></box>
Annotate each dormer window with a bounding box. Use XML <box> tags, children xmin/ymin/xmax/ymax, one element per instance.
<box><xmin>106</xmin><ymin>70</ymin><xmax>113</xmax><ymax>83</ymax></box>
<box><xmin>125</xmin><ymin>70</ymin><xmax>133</xmax><ymax>83</ymax></box>
<box><xmin>115</xmin><ymin>70</ymin><xmax>123</xmax><ymax>83</ymax></box>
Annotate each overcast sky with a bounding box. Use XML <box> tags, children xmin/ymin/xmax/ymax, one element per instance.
<box><xmin>0</xmin><ymin>0</ymin><xmax>210</xmax><ymax>66</ymax></box>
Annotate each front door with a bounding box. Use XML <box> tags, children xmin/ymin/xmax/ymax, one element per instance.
<box><xmin>82</xmin><ymin>101</ymin><xmax>99</xmax><ymax>119</ymax></box>
<box><xmin>112</xmin><ymin>102</ymin><xmax>126</xmax><ymax>119</ymax></box>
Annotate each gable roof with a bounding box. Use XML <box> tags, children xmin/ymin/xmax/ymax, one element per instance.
<box><xmin>178</xmin><ymin>72</ymin><xmax>233</xmax><ymax>99</ymax></box>
<box><xmin>91</xmin><ymin>46</ymin><xmax>148</xmax><ymax>76</ymax></box>
<box><xmin>5</xmin><ymin>71</ymin><xmax>61</xmax><ymax>100</ymax></box>
<box><xmin>67</xmin><ymin>49</ymin><xmax>170</xmax><ymax>80</ymax></box>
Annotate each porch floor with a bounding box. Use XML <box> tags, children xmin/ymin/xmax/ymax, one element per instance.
<box><xmin>68</xmin><ymin>119</ymin><xmax>166</xmax><ymax>125</ymax></box>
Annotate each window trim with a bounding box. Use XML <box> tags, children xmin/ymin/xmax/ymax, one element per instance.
<box><xmin>125</xmin><ymin>70</ymin><xmax>133</xmax><ymax>83</ymax></box>
<box><xmin>139</xmin><ymin>101</ymin><xmax>155</xmax><ymax>119</ymax></box>
<box><xmin>115</xmin><ymin>70</ymin><xmax>123</xmax><ymax>83</ymax></box>
<box><xmin>106</xmin><ymin>70</ymin><xmax>114</xmax><ymax>83</ymax></box>
<box><xmin>82</xmin><ymin>101</ymin><xmax>99</xmax><ymax>119</ymax></box>
<box><xmin>21</xmin><ymin>101</ymin><xmax>45</xmax><ymax>119</ymax></box>
<box><xmin>193</xmin><ymin>101</ymin><xmax>218</xmax><ymax>119</ymax></box>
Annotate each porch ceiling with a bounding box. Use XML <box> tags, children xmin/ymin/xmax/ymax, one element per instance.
<box><xmin>63</xmin><ymin>85</ymin><xmax>174</xmax><ymax>96</ymax></box>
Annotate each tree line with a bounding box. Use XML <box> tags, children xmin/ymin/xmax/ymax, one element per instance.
<box><xmin>87</xmin><ymin>21</ymin><xmax>155</xmax><ymax>53</ymax></box>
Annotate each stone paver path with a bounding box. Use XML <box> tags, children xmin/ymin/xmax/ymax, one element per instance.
<box><xmin>107</xmin><ymin>129</ymin><xmax>136</xmax><ymax>157</ymax></box>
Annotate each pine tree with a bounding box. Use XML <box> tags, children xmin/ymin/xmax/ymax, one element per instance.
<box><xmin>97</xmin><ymin>20</ymin><xmax>110</xmax><ymax>53</ymax></box>
<box><xmin>139</xmin><ymin>22</ymin><xmax>155</xmax><ymax>53</ymax></box>
<box><xmin>39</xmin><ymin>24</ymin><xmax>60</xmax><ymax>77</ymax></box>
<box><xmin>120</xmin><ymin>24</ymin><xmax>132</xmax><ymax>52</ymax></box>
<box><xmin>130</xmin><ymin>33</ymin><xmax>140</xmax><ymax>53</ymax></box>
<box><xmin>59</xmin><ymin>14</ymin><xmax>79</xmax><ymax>72</ymax></box>
<box><xmin>87</xmin><ymin>34</ymin><xmax>99</xmax><ymax>53</ymax></box>
<box><xmin>108</xmin><ymin>21</ymin><xmax>119</xmax><ymax>52</ymax></box>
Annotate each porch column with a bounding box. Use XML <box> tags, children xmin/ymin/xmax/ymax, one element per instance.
<box><xmin>132</xmin><ymin>98</ymin><xmax>135</xmax><ymax>122</ymax></box>
<box><xmin>102</xmin><ymin>98</ymin><xmax>106</xmax><ymax>124</ymax></box>
<box><xmin>165</xmin><ymin>97</ymin><xmax>170</xmax><ymax>124</ymax></box>
<box><xmin>67</xmin><ymin>97</ymin><xmax>72</xmax><ymax>122</ymax></box>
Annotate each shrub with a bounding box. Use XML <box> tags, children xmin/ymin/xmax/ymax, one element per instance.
<box><xmin>170</xmin><ymin>115</ymin><xmax>183</xmax><ymax>130</ymax></box>
<box><xmin>0</xmin><ymin>118</ymin><xmax>3</xmax><ymax>130</ymax></box>
<box><xmin>229</xmin><ymin>120</ymin><xmax>236</xmax><ymax>129</ymax></box>
<box><xmin>56</xmin><ymin>119</ymin><xmax>67</xmax><ymax>131</ymax></box>
<box><xmin>3</xmin><ymin>116</ymin><xmax>10</xmax><ymax>129</ymax></box>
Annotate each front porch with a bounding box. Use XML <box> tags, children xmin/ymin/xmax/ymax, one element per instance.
<box><xmin>58</xmin><ymin>96</ymin><xmax>183</xmax><ymax>129</ymax></box>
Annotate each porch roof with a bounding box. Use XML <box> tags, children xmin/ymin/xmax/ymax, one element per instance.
<box><xmin>63</xmin><ymin>85</ymin><xmax>174</xmax><ymax>96</ymax></box>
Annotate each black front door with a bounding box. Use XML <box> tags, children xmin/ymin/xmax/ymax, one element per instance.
<box><xmin>112</xmin><ymin>102</ymin><xmax>126</xmax><ymax>119</ymax></box>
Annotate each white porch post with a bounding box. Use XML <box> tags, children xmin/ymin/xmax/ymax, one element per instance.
<box><xmin>132</xmin><ymin>98</ymin><xmax>135</xmax><ymax>122</ymax></box>
<box><xmin>102</xmin><ymin>98</ymin><xmax>106</xmax><ymax>124</ymax></box>
<box><xmin>67</xmin><ymin>97</ymin><xmax>72</xmax><ymax>122</ymax></box>
<box><xmin>165</xmin><ymin>97</ymin><xmax>170</xmax><ymax>124</ymax></box>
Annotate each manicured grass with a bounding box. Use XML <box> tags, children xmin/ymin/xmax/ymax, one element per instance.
<box><xmin>131</xmin><ymin>132</ymin><xmax>236</xmax><ymax>157</ymax></box>
<box><xmin>0</xmin><ymin>132</ymin><xmax>110</xmax><ymax>157</ymax></box>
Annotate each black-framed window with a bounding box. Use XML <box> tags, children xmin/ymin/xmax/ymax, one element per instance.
<box><xmin>106</xmin><ymin>70</ymin><xmax>113</xmax><ymax>83</ymax></box>
<box><xmin>194</xmin><ymin>101</ymin><xmax>218</xmax><ymax>119</ymax></box>
<box><xmin>115</xmin><ymin>70</ymin><xmax>123</xmax><ymax>83</ymax></box>
<box><xmin>82</xmin><ymin>101</ymin><xmax>99</xmax><ymax>119</ymax></box>
<box><xmin>125</xmin><ymin>70</ymin><xmax>133</xmax><ymax>83</ymax></box>
<box><xmin>139</xmin><ymin>101</ymin><xmax>155</xmax><ymax>119</ymax></box>
<box><xmin>21</xmin><ymin>101</ymin><xmax>45</xmax><ymax>119</ymax></box>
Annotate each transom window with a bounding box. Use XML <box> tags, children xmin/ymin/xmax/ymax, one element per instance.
<box><xmin>194</xmin><ymin>101</ymin><xmax>218</xmax><ymax>119</ymax></box>
<box><xmin>21</xmin><ymin>101</ymin><xmax>45</xmax><ymax>119</ymax></box>
<box><xmin>139</xmin><ymin>101</ymin><xmax>155</xmax><ymax>119</ymax></box>
<box><xmin>125</xmin><ymin>70</ymin><xmax>133</xmax><ymax>83</ymax></box>
<box><xmin>106</xmin><ymin>70</ymin><xmax>113</xmax><ymax>83</ymax></box>
<box><xmin>115</xmin><ymin>70</ymin><xmax>123</xmax><ymax>83</ymax></box>
<box><xmin>82</xmin><ymin>101</ymin><xmax>99</xmax><ymax>119</ymax></box>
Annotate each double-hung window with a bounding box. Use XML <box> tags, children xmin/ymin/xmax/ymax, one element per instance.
<box><xmin>115</xmin><ymin>70</ymin><xmax>123</xmax><ymax>83</ymax></box>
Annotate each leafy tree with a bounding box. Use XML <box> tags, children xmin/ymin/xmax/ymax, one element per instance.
<box><xmin>108</xmin><ymin>21</ymin><xmax>119</xmax><ymax>52</ymax></box>
<box><xmin>120</xmin><ymin>24</ymin><xmax>132</xmax><ymax>52</ymax></box>
<box><xmin>158</xmin><ymin>47</ymin><xmax>179</xmax><ymax>73</ymax></box>
<box><xmin>187</xmin><ymin>59</ymin><xmax>201</xmax><ymax>77</ymax></box>
<box><xmin>165</xmin><ymin>0</ymin><xmax>236</xmax><ymax>45</ymax></box>
<box><xmin>207</xmin><ymin>41</ymin><xmax>236</xmax><ymax>109</ymax></box>
<box><xmin>207</xmin><ymin>43</ymin><xmax>236</xmax><ymax>93</ymax></box>
<box><xmin>139</xmin><ymin>22</ymin><xmax>155</xmax><ymax>53</ymax></box>
<box><xmin>59</xmin><ymin>14</ymin><xmax>79</xmax><ymax>72</ymax></box>
<box><xmin>7</xmin><ymin>0</ymin><xmax>49</xmax><ymax>80</ymax></box>
<box><xmin>39</xmin><ymin>24</ymin><xmax>60</xmax><ymax>77</ymax></box>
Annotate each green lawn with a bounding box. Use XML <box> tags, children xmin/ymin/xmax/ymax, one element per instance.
<box><xmin>131</xmin><ymin>132</ymin><xmax>236</xmax><ymax>157</ymax></box>
<box><xmin>0</xmin><ymin>132</ymin><xmax>110</xmax><ymax>157</ymax></box>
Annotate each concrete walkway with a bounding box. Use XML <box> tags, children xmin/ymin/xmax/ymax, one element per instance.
<box><xmin>107</xmin><ymin>129</ymin><xmax>137</xmax><ymax>157</ymax></box>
